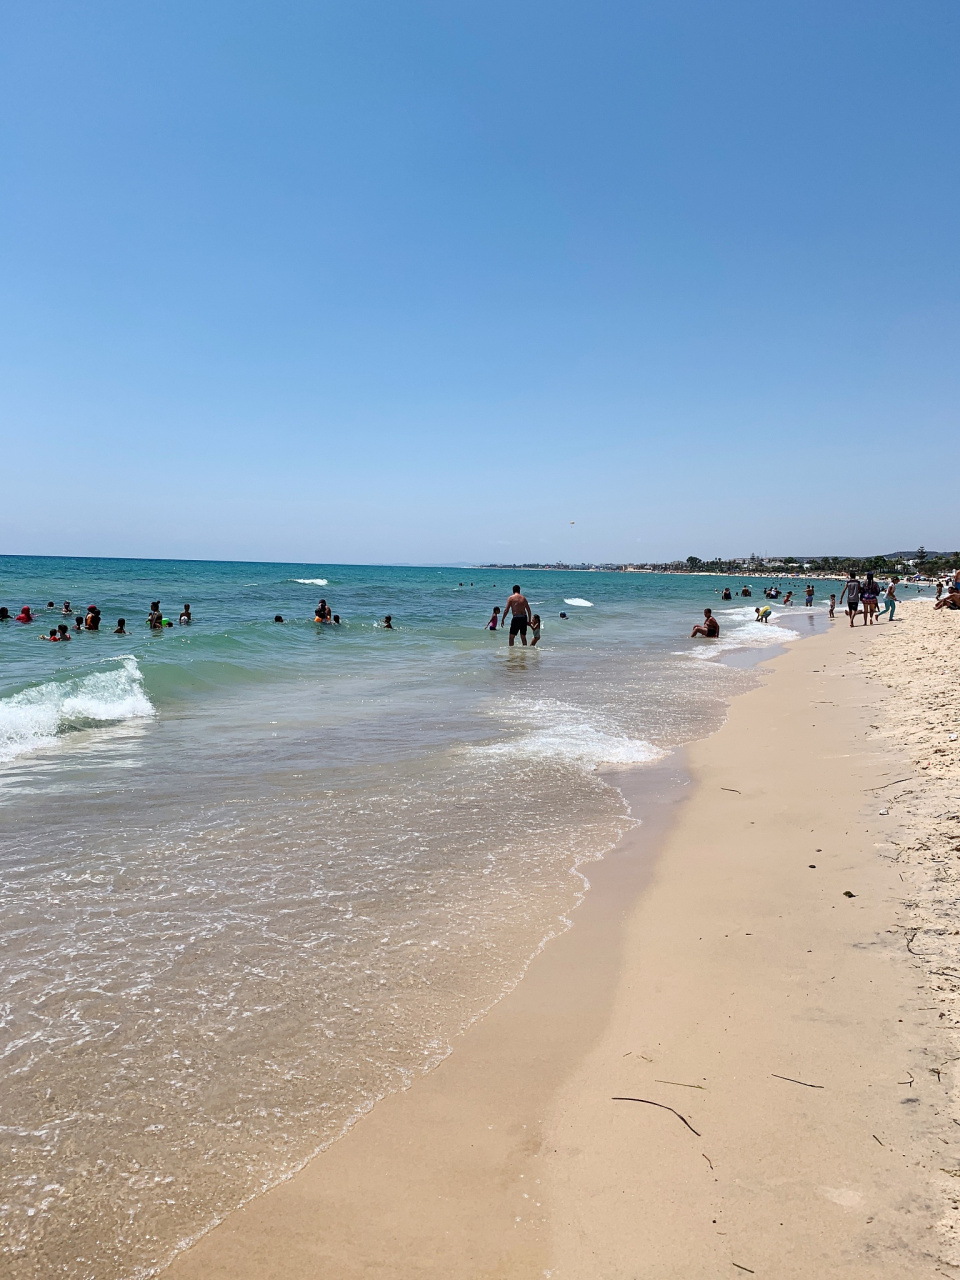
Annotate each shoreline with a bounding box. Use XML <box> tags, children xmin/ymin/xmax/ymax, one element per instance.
<box><xmin>162</xmin><ymin>610</ymin><xmax>953</xmax><ymax>1277</ymax></box>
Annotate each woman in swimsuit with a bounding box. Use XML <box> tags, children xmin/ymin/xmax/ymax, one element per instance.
<box><xmin>861</xmin><ymin>573</ymin><xmax>879</xmax><ymax>624</ymax></box>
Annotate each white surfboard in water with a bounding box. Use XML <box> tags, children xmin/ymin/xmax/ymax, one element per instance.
<box><xmin>563</xmin><ymin>598</ymin><xmax>593</xmax><ymax>607</ymax></box>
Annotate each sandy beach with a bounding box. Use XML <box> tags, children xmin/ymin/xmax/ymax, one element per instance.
<box><xmin>163</xmin><ymin>599</ymin><xmax>960</xmax><ymax>1278</ymax></box>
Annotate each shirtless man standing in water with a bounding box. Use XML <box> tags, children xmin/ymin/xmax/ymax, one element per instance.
<box><xmin>502</xmin><ymin>584</ymin><xmax>532</xmax><ymax>646</ymax></box>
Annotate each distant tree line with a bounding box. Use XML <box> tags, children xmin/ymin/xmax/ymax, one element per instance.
<box><xmin>666</xmin><ymin>548</ymin><xmax>959</xmax><ymax>576</ymax></box>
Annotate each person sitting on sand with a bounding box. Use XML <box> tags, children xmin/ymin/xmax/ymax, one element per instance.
<box><xmin>934</xmin><ymin>586</ymin><xmax>960</xmax><ymax>611</ymax></box>
<box><xmin>530</xmin><ymin>614</ymin><xmax>542</xmax><ymax>645</ymax></box>
<box><xmin>57</xmin><ymin>624</ymin><xmax>70</xmax><ymax>641</ymax></box>
<box><xmin>486</xmin><ymin>606</ymin><xmax>501</xmax><ymax>631</ymax></box>
<box><xmin>691</xmin><ymin>608</ymin><xmax>720</xmax><ymax>638</ymax></box>
<box><xmin>755</xmin><ymin>605</ymin><xmax>772</xmax><ymax>623</ymax></box>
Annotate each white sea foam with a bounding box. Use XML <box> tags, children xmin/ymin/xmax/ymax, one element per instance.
<box><xmin>0</xmin><ymin>658</ymin><xmax>155</xmax><ymax>764</ymax></box>
<box><xmin>682</xmin><ymin>619</ymin><xmax>800</xmax><ymax>660</ymax></box>
<box><xmin>475</xmin><ymin>699</ymin><xmax>663</xmax><ymax>770</ymax></box>
<box><xmin>293</xmin><ymin>578</ymin><xmax>328</xmax><ymax>586</ymax></box>
<box><xmin>563</xmin><ymin>597</ymin><xmax>593</xmax><ymax>607</ymax></box>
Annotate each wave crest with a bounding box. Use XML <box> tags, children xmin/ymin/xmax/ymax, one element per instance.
<box><xmin>0</xmin><ymin>659</ymin><xmax>155</xmax><ymax>764</ymax></box>
<box><xmin>474</xmin><ymin>699</ymin><xmax>663</xmax><ymax>770</ymax></box>
<box><xmin>292</xmin><ymin>578</ymin><xmax>328</xmax><ymax>586</ymax></box>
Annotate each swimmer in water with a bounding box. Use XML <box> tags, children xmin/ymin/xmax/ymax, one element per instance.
<box><xmin>274</xmin><ymin>615</ymin><xmax>285</xmax><ymax>623</ymax></box>
<box><xmin>57</xmin><ymin>624</ymin><xmax>70</xmax><ymax>641</ymax></box>
<box><xmin>383</xmin><ymin>615</ymin><xmax>393</xmax><ymax>629</ymax></box>
<box><xmin>16</xmin><ymin>606</ymin><xmax>33</xmax><ymax>623</ymax></box>
<box><xmin>114</xmin><ymin>619</ymin><xmax>127</xmax><ymax>635</ymax></box>
<box><xmin>40</xmin><ymin>627</ymin><xmax>59</xmax><ymax>641</ymax></box>
<box><xmin>333</xmin><ymin>614</ymin><xmax>341</xmax><ymax>624</ymax></box>
<box><xmin>179</xmin><ymin>604</ymin><xmax>191</xmax><ymax>624</ymax></box>
<box><xmin>502</xmin><ymin>585</ymin><xmax>532</xmax><ymax>647</ymax></box>
<box><xmin>690</xmin><ymin>608</ymin><xmax>720</xmax><ymax>639</ymax></box>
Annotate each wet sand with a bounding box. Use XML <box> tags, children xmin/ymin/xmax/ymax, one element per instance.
<box><xmin>164</xmin><ymin>610</ymin><xmax>955</xmax><ymax>1278</ymax></box>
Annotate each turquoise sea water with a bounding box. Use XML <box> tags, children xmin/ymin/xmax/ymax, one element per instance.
<box><xmin>0</xmin><ymin>556</ymin><xmax>842</xmax><ymax>1279</ymax></box>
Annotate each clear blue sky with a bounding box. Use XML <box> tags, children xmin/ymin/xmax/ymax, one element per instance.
<box><xmin>2</xmin><ymin>2</ymin><xmax>958</xmax><ymax>564</ymax></box>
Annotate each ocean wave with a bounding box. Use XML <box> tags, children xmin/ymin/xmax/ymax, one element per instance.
<box><xmin>563</xmin><ymin>597</ymin><xmax>593</xmax><ymax>607</ymax></box>
<box><xmin>474</xmin><ymin>699</ymin><xmax>663</xmax><ymax>770</ymax></box>
<box><xmin>292</xmin><ymin>578</ymin><xmax>328</xmax><ymax>586</ymax></box>
<box><xmin>0</xmin><ymin>658</ymin><xmax>155</xmax><ymax>764</ymax></box>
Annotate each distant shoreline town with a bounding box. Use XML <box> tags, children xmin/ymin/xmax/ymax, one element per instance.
<box><xmin>479</xmin><ymin>547</ymin><xmax>956</xmax><ymax>577</ymax></box>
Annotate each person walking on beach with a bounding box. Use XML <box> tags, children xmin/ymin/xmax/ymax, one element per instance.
<box><xmin>861</xmin><ymin>572</ymin><xmax>880</xmax><ymax>625</ymax></box>
<box><xmin>502</xmin><ymin>585</ymin><xmax>532</xmax><ymax>646</ymax></box>
<box><xmin>839</xmin><ymin>573</ymin><xmax>861</xmax><ymax>627</ymax></box>
<box><xmin>879</xmin><ymin>577</ymin><xmax>899</xmax><ymax>620</ymax></box>
<box><xmin>829</xmin><ymin>593</ymin><xmax>836</xmax><ymax>619</ymax></box>
<box><xmin>691</xmin><ymin>608</ymin><xmax>720</xmax><ymax>638</ymax></box>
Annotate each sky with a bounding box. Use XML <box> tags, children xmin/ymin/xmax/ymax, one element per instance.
<box><xmin>2</xmin><ymin>1</ymin><xmax>958</xmax><ymax>565</ymax></box>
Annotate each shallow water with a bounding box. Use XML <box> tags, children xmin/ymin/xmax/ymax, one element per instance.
<box><xmin>0</xmin><ymin>558</ymin><xmax>837</xmax><ymax>1278</ymax></box>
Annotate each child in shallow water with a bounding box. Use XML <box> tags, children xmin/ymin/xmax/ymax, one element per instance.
<box><xmin>486</xmin><ymin>606</ymin><xmax>500</xmax><ymax>631</ymax></box>
<box><xmin>115</xmin><ymin>619</ymin><xmax>127</xmax><ymax>635</ymax></box>
<box><xmin>530</xmin><ymin>614</ymin><xmax>541</xmax><ymax>645</ymax></box>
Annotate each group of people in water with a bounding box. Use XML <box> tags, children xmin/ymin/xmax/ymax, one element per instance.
<box><xmin>8</xmin><ymin>573</ymin><xmax>956</xmax><ymax>652</ymax></box>
<box><xmin>0</xmin><ymin>599</ymin><xmax>194</xmax><ymax>640</ymax></box>
<box><xmin>690</xmin><ymin>570</ymin><xmax>959</xmax><ymax>640</ymax></box>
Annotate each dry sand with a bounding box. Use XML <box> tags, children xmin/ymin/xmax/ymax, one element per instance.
<box><xmin>163</xmin><ymin>603</ymin><xmax>960</xmax><ymax>1278</ymax></box>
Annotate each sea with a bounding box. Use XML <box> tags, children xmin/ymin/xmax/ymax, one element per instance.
<box><xmin>0</xmin><ymin>557</ymin><xmax>843</xmax><ymax>1279</ymax></box>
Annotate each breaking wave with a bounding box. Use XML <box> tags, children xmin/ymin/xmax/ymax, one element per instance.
<box><xmin>0</xmin><ymin>658</ymin><xmax>155</xmax><ymax>763</ymax></box>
